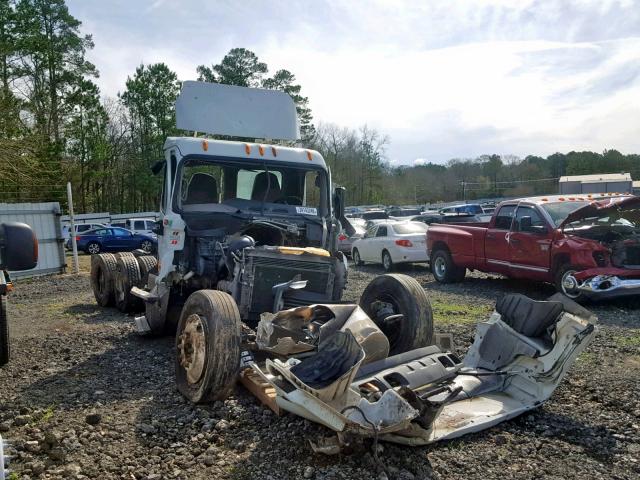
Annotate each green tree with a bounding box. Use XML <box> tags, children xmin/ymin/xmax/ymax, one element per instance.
<box><xmin>197</xmin><ymin>48</ymin><xmax>267</xmax><ymax>87</ymax></box>
<box><xmin>262</xmin><ymin>69</ymin><xmax>314</xmax><ymax>140</ymax></box>
<box><xmin>0</xmin><ymin>0</ymin><xmax>22</xmax><ymax>137</ymax></box>
<box><xmin>120</xmin><ymin>63</ymin><xmax>180</xmax><ymax>211</ymax></box>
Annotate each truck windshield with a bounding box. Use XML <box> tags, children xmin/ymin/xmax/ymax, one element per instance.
<box><xmin>178</xmin><ymin>158</ymin><xmax>326</xmax><ymax>215</ymax></box>
<box><xmin>541</xmin><ymin>201</ymin><xmax>590</xmax><ymax>226</ymax></box>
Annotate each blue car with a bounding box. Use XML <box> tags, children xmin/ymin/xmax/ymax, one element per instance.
<box><xmin>72</xmin><ymin>227</ymin><xmax>157</xmax><ymax>255</ymax></box>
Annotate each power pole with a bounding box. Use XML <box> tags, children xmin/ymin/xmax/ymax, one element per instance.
<box><xmin>460</xmin><ymin>180</ymin><xmax>466</xmax><ymax>202</ymax></box>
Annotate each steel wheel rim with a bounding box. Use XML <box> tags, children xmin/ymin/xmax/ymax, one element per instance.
<box><xmin>561</xmin><ymin>270</ymin><xmax>580</xmax><ymax>298</ymax></box>
<box><xmin>178</xmin><ymin>314</ymin><xmax>207</xmax><ymax>385</ymax></box>
<box><xmin>434</xmin><ymin>256</ymin><xmax>446</xmax><ymax>279</ymax></box>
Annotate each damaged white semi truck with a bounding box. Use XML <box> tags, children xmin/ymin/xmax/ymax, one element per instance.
<box><xmin>91</xmin><ymin>81</ymin><xmax>596</xmax><ymax>449</ymax></box>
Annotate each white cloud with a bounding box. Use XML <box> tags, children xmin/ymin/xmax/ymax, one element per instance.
<box><xmin>413</xmin><ymin>158</ymin><xmax>429</xmax><ymax>166</ymax></box>
<box><xmin>68</xmin><ymin>0</ymin><xmax>640</xmax><ymax>163</ymax></box>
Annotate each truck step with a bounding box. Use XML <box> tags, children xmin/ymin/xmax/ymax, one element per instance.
<box><xmin>133</xmin><ymin>315</ymin><xmax>152</xmax><ymax>335</ymax></box>
<box><xmin>130</xmin><ymin>286</ymin><xmax>158</xmax><ymax>302</ymax></box>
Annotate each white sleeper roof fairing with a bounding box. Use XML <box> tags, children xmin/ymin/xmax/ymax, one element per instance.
<box><xmin>176</xmin><ymin>81</ymin><xmax>300</xmax><ymax>141</ymax></box>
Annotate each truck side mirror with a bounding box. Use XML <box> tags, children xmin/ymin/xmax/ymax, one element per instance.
<box><xmin>152</xmin><ymin>220</ymin><xmax>164</xmax><ymax>236</ymax></box>
<box><xmin>0</xmin><ymin>222</ymin><xmax>38</xmax><ymax>271</ymax></box>
<box><xmin>334</xmin><ymin>187</ymin><xmax>346</xmax><ymax>221</ymax></box>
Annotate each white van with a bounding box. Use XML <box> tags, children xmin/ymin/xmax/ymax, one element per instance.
<box><xmin>109</xmin><ymin>218</ymin><xmax>157</xmax><ymax>235</ymax></box>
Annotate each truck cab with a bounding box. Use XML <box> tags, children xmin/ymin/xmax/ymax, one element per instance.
<box><xmin>132</xmin><ymin>81</ymin><xmax>348</xmax><ymax>335</ymax></box>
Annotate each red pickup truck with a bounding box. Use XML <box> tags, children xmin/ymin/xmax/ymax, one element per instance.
<box><xmin>426</xmin><ymin>194</ymin><xmax>640</xmax><ymax>301</ymax></box>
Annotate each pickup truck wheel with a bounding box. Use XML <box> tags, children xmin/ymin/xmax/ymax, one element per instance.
<box><xmin>91</xmin><ymin>253</ymin><xmax>118</xmax><ymax>307</ymax></box>
<box><xmin>382</xmin><ymin>250</ymin><xmax>394</xmax><ymax>272</ymax></box>
<box><xmin>176</xmin><ymin>290</ymin><xmax>241</xmax><ymax>403</ymax></box>
<box><xmin>359</xmin><ymin>274</ymin><xmax>433</xmax><ymax>355</ymax></box>
<box><xmin>114</xmin><ymin>255</ymin><xmax>144</xmax><ymax>313</ymax></box>
<box><xmin>555</xmin><ymin>265</ymin><xmax>585</xmax><ymax>301</ymax></box>
<box><xmin>431</xmin><ymin>249</ymin><xmax>466</xmax><ymax>283</ymax></box>
<box><xmin>352</xmin><ymin>248</ymin><xmax>363</xmax><ymax>266</ymax></box>
<box><xmin>0</xmin><ymin>295</ymin><xmax>9</xmax><ymax>366</ymax></box>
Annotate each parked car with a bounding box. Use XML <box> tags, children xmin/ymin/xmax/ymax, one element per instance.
<box><xmin>74</xmin><ymin>227</ymin><xmax>157</xmax><ymax>254</ymax></box>
<box><xmin>110</xmin><ymin>217</ymin><xmax>157</xmax><ymax>235</ymax></box>
<box><xmin>439</xmin><ymin>204</ymin><xmax>484</xmax><ymax>215</ymax></box>
<box><xmin>388</xmin><ymin>208</ymin><xmax>422</xmax><ymax>221</ymax></box>
<box><xmin>337</xmin><ymin>221</ymin><xmax>366</xmax><ymax>255</ymax></box>
<box><xmin>427</xmin><ymin>194</ymin><xmax>640</xmax><ymax>301</ymax></box>
<box><xmin>361</xmin><ymin>210</ymin><xmax>389</xmax><ymax>222</ymax></box>
<box><xmin>62</xmin><ymin>222</ymin><xmax>106</xmax><ymax>246</ymax></box>
<box><xmin>352</xmin><ymin>221</ymin><xmax>428</xmax><ymax>271</ymax></box>
<box><xmin>410</xmin><ymin>213</ymin><xmax>484</xmax><ymax>225</ymax></box>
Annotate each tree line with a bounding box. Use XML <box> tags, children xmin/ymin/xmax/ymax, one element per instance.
<box><xmin>0</xmin><ymin>0</ymin><xmax>638</xmax><ymax>212</ymax></box>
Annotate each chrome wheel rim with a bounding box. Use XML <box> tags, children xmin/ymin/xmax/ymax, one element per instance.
<box><xmin>177</xmin><ymin>314</ymin><xmax>207</xmax><ymax>385</ymax></box>
<box><xmin>433</xmin><ymin>256</ymin><xmax>446</xmax><ymax>279</ymax></box>
<box><xmin>88</xmin><ymin>244</ymin><xmax>99</xmax><ymax>254</ymax></box>
<box><xmin>561</xmin><ymin>270</ymin><xmax>581</xmax><ymax>298</ymax></box>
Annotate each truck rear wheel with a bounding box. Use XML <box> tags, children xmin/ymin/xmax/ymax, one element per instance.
<box><xmin>431</xmin><ymin>249</ymin><xmax>466</xmax><ymax>283</ymax></box>
<box><xmin>176</xmin><ymin>290</ymin><xmax>242</xmax><ymax>403</ymax></box>
<box><xmin>359</xmin><ymin>274</ymin><xmax>433</xmax><ymax>355</ymax></box>
<box><xmin>114</xmin><ymin>255</ymin><xmax>144</xmax><ymax>313</ymax></box>
<box><xmin>0</xmin><ymin>295</ymin><xmax>9</xmax><ymax>366</ymax></box>
<box><xmin>90</xmin><ymin>253</ymin><xmax>118</xmax><ymax>307</ymax></box>
<box><xmin>136</xmin><ymin>255</ymin><xmax>157</xmax><ymax>288</ymax></box>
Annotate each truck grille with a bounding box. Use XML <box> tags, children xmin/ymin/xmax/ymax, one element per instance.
<box><xmin>240</xmin><ymin>251</ymin><xmax>335</xmax><ymax>325</ymax></box>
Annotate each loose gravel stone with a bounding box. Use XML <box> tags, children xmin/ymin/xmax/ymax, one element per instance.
<box><xmin>0</xmin><ymin>264</ymin><xmax>638</xmax><ymax>479</ymax></box>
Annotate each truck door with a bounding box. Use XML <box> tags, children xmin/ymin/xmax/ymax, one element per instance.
<box><xmin>484</xmin><ymin>204</ymin><xmax>515</xmax><ymax>274</ymax></box>
<box><xmin>508</xmin><ymin>205</ymin><xmax>553</xmax><ymax>280</ymax></box>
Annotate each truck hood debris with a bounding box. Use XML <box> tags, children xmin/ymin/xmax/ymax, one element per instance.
<box><xmin>248</xmin><ymin>293</ymin><xmax>596</xmax><ymax>449</ymax></box>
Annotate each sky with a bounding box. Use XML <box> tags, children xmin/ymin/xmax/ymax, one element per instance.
<box><xmin>66</xmin><ymin>0</ymin><xmax>640</xmax><ymax>165</ymax></box>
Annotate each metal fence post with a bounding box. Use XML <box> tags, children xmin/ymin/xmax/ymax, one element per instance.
<box><xmin>67</xmin><ymin>182</ymin><xmax>80</xmax><ymax>274</ymax></box>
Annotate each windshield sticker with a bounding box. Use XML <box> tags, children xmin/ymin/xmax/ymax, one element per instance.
<box><xmin>296</xmin><ymin>206</ymin><xmax>318</xmax><ymax>216</ymax></box>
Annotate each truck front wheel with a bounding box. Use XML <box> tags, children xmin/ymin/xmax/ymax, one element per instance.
<box><xmin>176</xmin><ymin>290</ymin><xmax>241</xmax><ymax>403</ymax></box>
<box><xmin>554</xmin><ymin>264</ymin><xmax>585</xmax><ymax>302</ymax></box>
<box><xmin>431</xmin><ymin>249</ymin><xmax>466</xmax><ymax>283</ymax></box>
<box><xmin>359</xmin><ymin>274</ymin><xmax>433</xmax><ymax>355</ymax></box>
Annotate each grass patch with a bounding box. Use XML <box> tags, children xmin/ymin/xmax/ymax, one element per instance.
<box><xmin>432</xmin><ymin>300</ymin><xmax>492</xmax><ymax>324</ymax></box>
<box><xmin>577</xmin><ymin>351</ymin><xmax>596</xmax><ymax>364</ymax></box>
<box><xmin>614</xmin><ymin>333</ymin><xmax>640</xmax><ymax>348</ymax></box>
<box><xmin>8</xmin><ymin>472</ymin><xmax>21</xmax><ymax>480</ymax></box>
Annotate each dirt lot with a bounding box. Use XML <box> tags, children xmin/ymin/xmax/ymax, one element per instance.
<box><xmin>1</xmin><ymin>256</ymin><xmax>639</xmax><ymax>480</ymax></box>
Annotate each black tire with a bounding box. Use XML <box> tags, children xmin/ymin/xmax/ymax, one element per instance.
<box><xmin>352</xmin><ymin>248</ymin><xmax>363</xmax><ymax>266</ymax></box>
<box><xmin>114</xmin><ymin>255</ymin><xmax>143</xmax><ymax>313</ymax></box>
<box><xmin>0</xmin><ymin>295</ymin><xmax>9</xmax><ymax>366</ymax></box>
<box><xmin>86</xmin><ymin>241</ymin><xmax>101</xmax><ymax>255</ymax></box>
<box><xmin>136</xmin><ymin>255</ymin><xmax>158</xmax><ymax>288</ymax></box>
<box><xmin>175</xmin><ymin>290</ymin><xmax>242</xmax><ymax>403</ymax></box>
<box><xmin>382</xmin><ymin>250</ymin><xmax>394</xmax><ymax>272</ymax></box>
<box><xmin>90</xmin><ymin>253</ymin><xmax>118</xmax><ymax>307</ymax></box>
<box><xmin>430</xmin><ymin>249</ymin><xmax>466</xmax><ymax>283</ymax></box>
<box><xmin>555</xmin><ymin>264</ymin><xmax>585</xmax><ymax>302</ymax></box>
<box><xmin>359</xmin><ymin>274</ymin><xmax>433</xmax><ymax>355</ymax></box>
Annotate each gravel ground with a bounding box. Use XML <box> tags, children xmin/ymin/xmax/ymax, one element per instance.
<box><xmin>0</xmin><ymin>258</ymin><xmax>639</xmax><ymax>480</ymax></box>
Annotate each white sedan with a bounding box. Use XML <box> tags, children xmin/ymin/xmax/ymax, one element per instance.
<box><xmin>351</xmin><ymin>221</ymin><xmax>429</xmax><ymax>271</ymax></box>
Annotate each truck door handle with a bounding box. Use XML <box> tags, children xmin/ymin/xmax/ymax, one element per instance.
<box><xmin>510</xmin><ymin>237</ymin><xmax>521</xmax><ymax>245</ymax></box>
<box><xmin>487</xmin><ymin>233</ymin><xmax>495</xmax><ymax>239</ymax></box>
